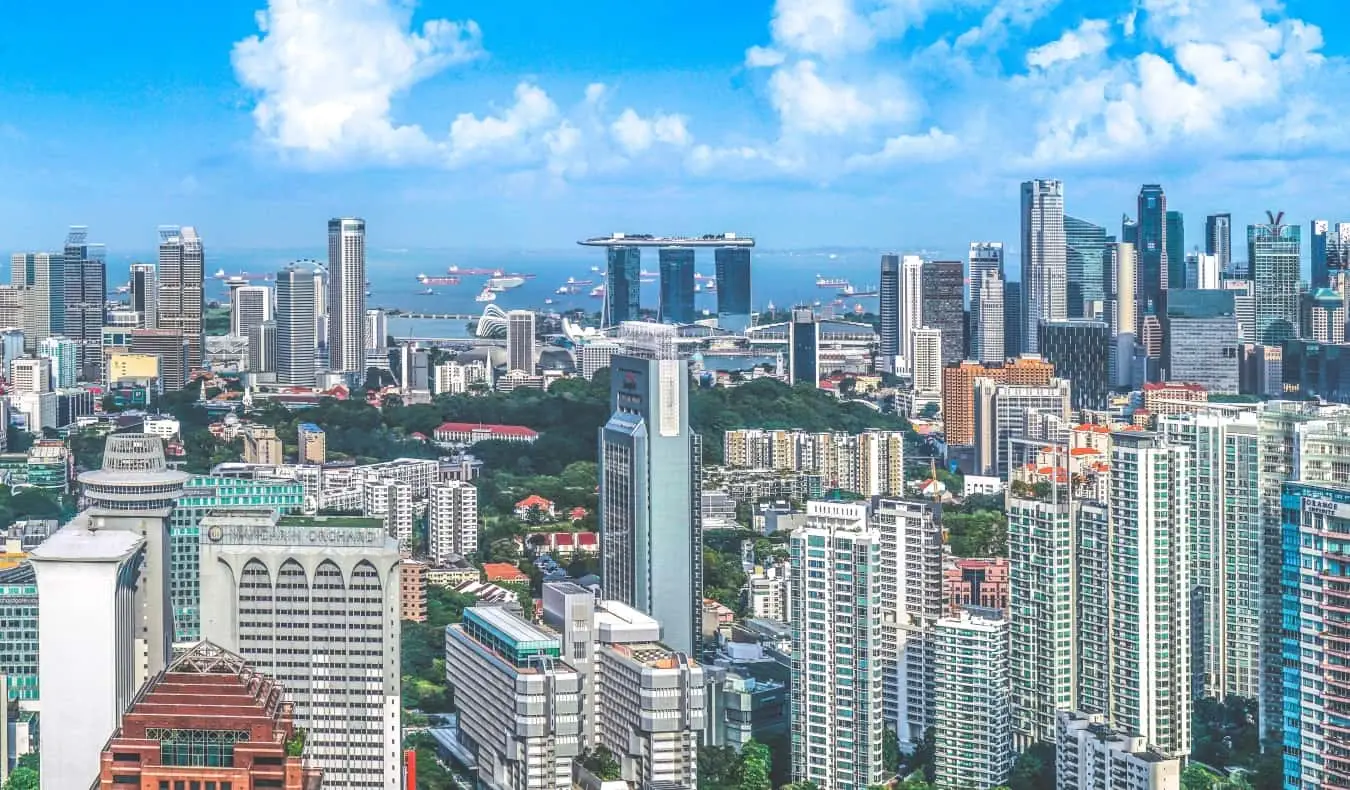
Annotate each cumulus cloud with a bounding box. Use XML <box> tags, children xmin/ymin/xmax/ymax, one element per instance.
<box><xmin>769</xmin><ymin>60</ymin><xmax>914</xmax><ymax>136</ymax></box>
<box><xmin>232</xmin><ymin>0</ymin><xmax>483</xmax><ymax>163</ymax></box>
<box><xmin>769</xmin><ymin>0</ymin><xmax>876</xmax><ymax>58</ymax></box>
<box><xmin>846</xmin><ymin>127</ymin><xmax>961</xmax><ymax>168</ymax></box>
<box><xmin>448</xmin><ymin>83</ymin><xmax>560</xmax><ymax>162</ymax></box>
<box><xmin>745</xmin><ymin>46</ymin><xmax>787</xmax><ymax>68</ymax></box>
<box><xmin>610</xmin><ymin>109</ymin><xmax>692</xmax><ymax>155</ymax></box>
<box><xmin>1026</xmin><ymin>19</ymin><xmax>1111</xmax><ymax>69</ymax></box>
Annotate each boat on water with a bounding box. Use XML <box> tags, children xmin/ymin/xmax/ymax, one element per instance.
<box><xmin>556</xmin><ymin>285</ymin><xmax>582</xmax><ymax>295</ymax></box>
<box><xmin>544</xmin><ymin>298</ymin><xmax>555</xmax><ymax>305</ymax></box>
<box><xmin>475</xmin><ymin>287</ymin><xmax>497</xmax><ymax>303</ymax></box>
<box><xmin>420</xmin><ymin>288</ymin><xmax>435</xmax><ymax>296</ymax></box>
<box><xmin>590</xmin><ymin>285</ymin><xmax>606</xmax><ymax>298</ymax></box>
<box><xmin>418</xmin><ymin>274</ymin><xmax>461</xmax><ymax>286</ymax></box>
<box><xmin>838</xmin><ymin>284</ymin><xmax>879</xmax><ymax>297</ymax></box>
<box><xmin>705</xmin><ymin>281</ymin><xmax>717</xmax><ymax>292</ymax></box>
<box><xmin>486</xmin><ymin>276</ymin><xmax>525</xmax><ymax>292</ymax></box>
<box><xmin>816</xmin><ymin>275</ymin><xmax>850</xmax><ymax>288</ymax></box>
<box><xmin>448</xmin><ymin>265</ymin><xmax>501</xmax><ymax>276</ymax></box>
<box><xmin>566</xmin><ymin>276</ymin><xmax>593</xmax><ymax>286</ymax></box>
<box><xmin>590</xmin><ymin>265</ymin><xmax>602</xmax><ymax>273</ymax></box>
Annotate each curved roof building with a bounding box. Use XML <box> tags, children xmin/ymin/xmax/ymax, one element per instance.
<box><xmin>78</xmin><ymin>433</ymin><xmax>190</xmax><ymax>510</ymax></box>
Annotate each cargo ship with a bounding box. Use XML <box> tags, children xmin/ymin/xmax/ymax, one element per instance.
<box><xmin>486</xmin><ymin>276</ymin><xmax>525</xmax><ymax>292</ymax></box>
<box><xmin>475</xmin><ymin>287</ymin><xmax>496</xmax><ymax>303</ymax></box>
<box><xmin>417</xmin><ymin>274</ymin><xmax>461</xmax><ymax>286</ymax></box>
<box><xmin>816</xmin><ymin>275</ymin><xmax>850</xmax><ymax>289</ymax></box>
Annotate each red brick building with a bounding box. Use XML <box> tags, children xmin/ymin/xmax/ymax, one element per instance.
<box><xmin>944</xmin><ymin>558</ymin><xmax>1010</xmax><ymax>614</ymax></box>
<box><xmin>96</xmin><ymin>641</ymin><xmax>320</xmax><ymax>790</ymax></box>
<box><xmin>401</xmin><ymin>559</ymin><xmax>428</xmax><ymax>623</ymax></box>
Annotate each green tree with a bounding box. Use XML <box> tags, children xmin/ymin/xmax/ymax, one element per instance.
<box><xmin>1007</xmin><ymin>742</ymin><xmax>1055</xmax><ymax>790</ymax></box>
<box><xmin>580</xmin><ymin>746</ymin><xmax>621</xmax><ymax>781</ymax></box>
<box><xmin>699</xmin><ymin>745</ymin><xmax>740</xmax><ymax>790</ymax></box>
<box><xmin>883</xmin><ymin>727</ymin><xmax>901</xmax><ymax>774</ymax></box>
<box><xmin>2</xmin><ymin>767</ymin><xmax>37</xmax><ymax>790</ymax></box>
<box><xmin>739</xmin><ymin>740</ymin><xmax>772</xmax><ymax>790</ymax></box>
<box><xmin>1182</xmin><ymin>764</ymin><xmax>1218</xmax><ymax>790</ymax></box>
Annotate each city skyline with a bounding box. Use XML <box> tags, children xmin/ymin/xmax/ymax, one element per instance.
<box><xmin>1</xmin><ymin>1</ymin><xmax>1347</xmax><ymax>251</ymax></box>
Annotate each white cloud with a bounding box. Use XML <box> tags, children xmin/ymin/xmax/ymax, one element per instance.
<box><xmin>846</xmin><ymin>127</ymin><xmax>960</xmax><ymax>168</ymax></box>
<box><xmin>232</xmin><ymin>0</ymin><xmax>483</xmax><ymax>162</ymax></box>
<box><xmin>1026</xmin><ymin>19</ymin><xmax>1111</xmax><ymax>69</ymax></box>
<box><xmin>769</xmin><ymin>0</ymin><xmax>875</xmax><ymax>58</ymax></box>
<box><xmin>610</xmin><ymin>109</ymin><xmax>692</xmax><ymax>155</ymax></box>
<box><xmin>956</xmin><ymin>0</ymin><xmax>1061</xmax><ymax>48</ymax></box>
<box><xmin>448</xmin><ymin>83</ymin><xmax>559</xmax><ymax>160</ymax></box>
<box><xmin>769</xmin><ymin>60</ymin><xmax>914</xmax><ymax>136</ymax></box>
<box><xmin>745</xmin><ymin>46</ymin><xmax>787</xmax><ymax>68</ymax></box>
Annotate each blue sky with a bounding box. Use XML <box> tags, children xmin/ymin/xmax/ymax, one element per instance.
<box><xmin>1</xmin><ymin>0</ymin><xmax>1347</xmax><ymax>255</ymax></box>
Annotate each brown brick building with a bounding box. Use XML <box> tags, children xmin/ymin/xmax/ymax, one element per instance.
<box><xmin>96</xmin><ymin>641</ymin><xmax>320</xmax><ymax>790</ymax></box>
<box><xmin>942</xmin><ymin>357</ymin><xmax>1056</xmax><ymax>446</ymax></box>
<box><xmin>401</xmin><ymin>558</ymin><xmax>428</xmax><ymax>622</ymax></box>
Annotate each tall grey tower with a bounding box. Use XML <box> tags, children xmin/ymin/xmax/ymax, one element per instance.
<box><xmin>231</xmin><ymin>285</ymin><xmax>273</xmax><ymax>339</ymax></box>
<box><xmin>327</xmin><ymin>217</ymin><xmax>366</xmax><ymax>374</ymax></box>
<box><xmin>13</xmin><ymin>252</ymin><xmax>64</xmax><ymax>352</ymax></box>
<box><xmin>276</xmin><ymin>263</ymin><xmax>318</xmax><ymax>386</ymax></box>
<box><xmin>63</xmin><ymin>226</ymin><xmax>107</xmax><ymax>381</ymax></box>
<box><xmin>1020</xmin><ymin>179</ymin><xmax>1066</xmax><ymax>353</ymax></box>
<box><xmin>130</xmin><ymin>263</ymin><xmax>158</xmax><ymax>329</ymax></box>
<box><xmin>1206</xmin><ymin>213</ymin><xmax>1232</xmax><ymax>273</ymax></box>
<box><xmin>157</xmin><ymin>226</ymin><xmax>205</xmax><ymax>370</ymax></box>
<box><xmin>598</xmin><ymin>354</ymin><xmax>701</xmax><ymax>653</ymax></box>
<box><xmin>506</xmin><ymin>310</ymin><xmax>536</xmax><ymax>373</ymax></box>
<box><xmin>879</xmin><ymin>254</ymin><xmax>900</xmax><ymax>362</ymax></box>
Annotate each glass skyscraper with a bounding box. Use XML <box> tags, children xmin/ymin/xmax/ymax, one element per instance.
<box><xmin>605</xmin><ymin>246</ymin><xmax>641</xmax><ymax>326</ymax></box>
<box><xmin>1136</xmin><ymin>185</ymin><xmax>1168</xmax><ymax>315</ymax></box>
<box><xmin>1166</xmin><ymin>210</ymin><xmax>1185</xmax><ymax>293</ymax></box>
<box><xmin>1038</xmin><ymin>320</ymin><xmax>1110</xmax><ymax>409</ymax></box>
<box><xmin>1065</xmin><ymin>216</ymin><xmax>1107</xmax><ymax>319</ymax></box>
<box><xmin>1163</xmin><ymin>290</ymin><xmax>1239</xmax><ymax>393</ymax></box>
<box><xmin>1249</xmin><ymin>214</ymin><xmax>1301</xmax><ymax>343</ymax></box>
<box><xmin>879</xmin><ymin>253</ymin><xmax>900</xmax><ymax>359</ymax></box>
<box><xmin>658</xmin><ymin>247</ymin><xmax>695</xmax><ymax>324</ymax></box>
<box><xmin>1206</xmin><ymin>213</ymin><xmax>1232</xmax><ymax>273</ymax></box>
<box><xmin>789</xmin><ymin>309</ymin><xmax>819</xmax><ymax>386</ymax></box>
<box><xmin>921</xmin><ymin>260</ymin><xmax>965</xmax><ymax>365</ymax></box>
<box><xmin>715</xmin><ymin>246</ymin><xmax>752</xmax><ymax>332</ymax></box>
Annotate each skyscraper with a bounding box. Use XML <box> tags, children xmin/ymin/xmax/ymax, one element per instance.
<box><xmin>1206</xmin><ymin>213</ymin><xmax>1232</xmax><ymax>273</ymax></box>
<box><xmin>1111</xmin><ymin>242</ymin><xmax>1138</xmax><ymax>388</ymax></box>
<box><xmin>1021</xmin><ymin>179</ymin><xmax>1067</xmax><ymax>352</ymax></box>
<box><xmin>969</xmin><ymin>243</ymin><xmax>1005</xmax><ymax>356</ymax></box>
<box><xmin>1163</xmin><ymin>290</ymin><xmax>1240</xmax><ymax>393</ymax></box>
<box><xmin>789</xmin><ymin>501</ymin><xmax>885</xmax><ymax>789</ymax></box>
<box><xmin>934</xmin><ymin>611</ymin><xmax>1012</xmax><ymax>789</ymax></box>
<box><xmin>789</xmin><ymin>309</ymin><xmax>819</xmax><ymax>386</ymax></box>
<box><xmin>1065</xmin><ymin>217</ymin><xmax>1108</xmax><ymax>319</ymax></box>
<box><xmin>327</xmin><ymin>217</ymin><xmax>366</xmax><ymax>374</ymax></box>
<box><xmin>1136</xmin><ymin>185</ymin><xmax>1168</xmax><ymax>318</ymax></box>
<box><xmin>429</xmin><ymin>481</ymin><xmax>478</xmax><ymax>563</ymax></box>
<box><xmin>922</xmin><ymin>260</ymin><xmax>965</xmax><ymax>365</ymax></box>
<box><xmin>912</xmin><ymin>327</ymin><xmax>943</xmax><ymax>397</ymax></box>
<box><xmin>605</xmin><ymin>246</ymin><xmax>640</xmax><ymax>326</ymax></box>
<box><xmin>14</xmin><ymin>252</ymin><xmax>64</xmax><ymax>352</ymax></box>
<box><xmin>1311</xmin><ymin>219</ymin><xmax>1350</xmax><ymax>289</ymax></box>
<box><xmin>130</xmin><ymin>263</ymin><xmax>158</xmax><ymax>329</ymax></box>
<box><xmin>38</xmin><ymin>335</ymin><xmax>77</xmax><ymax>389</ymax></box>
<box><xmin>598</xmin><ymin>354</ymin><xmax>700</xmax><ymax>653</ymax></box>
<box><xmin>1038</xmin><ymin>320</ymin><xmax>1110</xmax><ymax>410</ymax></box>
<box><xmin>506</xmin><ymin>310</ymin><xmax>536</xmax><ymax>373</ymax></box>
<box><xmin>63</xmin><ymin>226</ymin><xmax>106</xmax><ymax>380</ymax></box>
<box><xmin>248</xmin><ymin>321</ymin><xmax>277</xmax><ymax>374</ymax></box>
<box><xmin>275</xmin><ymin>263</ymin><xmax>318</xmax><ymax>386</ymax></box>
<box><xmin>973</xmin><ymin>271</ymin><xmax>1006</xmax><ymax>364</ymax></box>
<box><xmin>715</xmin><ymin>245</ymin><xmax>752</xmax><ymax>332</ymax></box>
<box><xmin>1166</xmin><ymin>209</ymin><xmax>1185</xmax><ymax>294</ymax></box>
<box><xmin>1248</xmin><ymin>211</ymin><xmax>1301</xmax><ymax>343</ymax></box>
<box><xmin>157</xmin><ymin>225</ymin><xmax>204</xmax><ymax>370</ymax></box>
<box><xmin>658</xmin><ymin>247</ymin><xmax>695</xmax><ymax>324</ymax></box>
<box><xmin>899</xmin><ymin>255</ymin><xmax>924</xmax><ymax>370</ymax></box>
<box><xmin>231</xmin><ymin>285</ymin><xmax>273</xmax><ymax>338</ymax></box>
<box><xmin>879</xmin><ymin>253</ymin><xmax>900</xmax><ymax>361</ymax></box>
<box><xmin>1003</xmin><ymin>280</ymin><xmax>1023</xmax><ymax>359</ymax></box>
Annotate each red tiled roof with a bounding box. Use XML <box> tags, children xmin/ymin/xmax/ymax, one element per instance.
<box><xmin>483</xmin><ymin>562</ymin><xmax>528</xmax><ymax>583</ymax></box>
<box><xmin>554</xmin><ymin>533</ymin><xmax>575</xmax><ymax>546</ymax></box>
<box><xmin>577</xmin><ymin>532</ymin><xmax>598</xmax><ymax>546</ymax></box>
<box><xmin>436</xmin><ymin>421</ymin><xmax>539</xmax><ymax>438</ymax></box>
<box><xmin>515</xmin><ymin>494</ymin><xmax>553</xmax><ymax>509</ymax></box>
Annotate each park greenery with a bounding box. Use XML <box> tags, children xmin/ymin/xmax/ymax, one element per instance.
<box><xmin>401</xmin><ymin>586</ymin><xmax>477</xmax><ymax>720</ymax></box>
<box><xmin>2</xmin><ymin>754</ymin><xmax>38</xmax><ymax>790</ymax></box>
<box><xmin>942</xmin><ymin>492</ymin><xmax>1008</xmax><ymax>557</ymax></box>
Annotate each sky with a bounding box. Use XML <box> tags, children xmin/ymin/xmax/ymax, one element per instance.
<box><xmin>0</xmin><ymin>0</ymin><xmax>1347</xmax><ymax>255</ymax></box>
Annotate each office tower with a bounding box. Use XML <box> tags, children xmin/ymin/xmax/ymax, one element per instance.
<box><xmin>911</xmin><ymin>327</ymin><xmax>943</xmax><ymax>398</ymax></box>
<box><xmin>1021</xmin><ymin>179</ymin><xmax>1067</xmax><ymax>353</ymax></box>
<box><xmin>941</xmin><ymin>357</ymin><xmax>1055</xmax><ymax>448</ymax></box>
<box><xmin>1122</xmin><ymin>214</ymin><xmax>1139</xmax><ymax>248</ymax></box>
<box><xmin>1282</xmin><ymin>481</ymin><xmax>1350</xmax><ymax>788</ymax></box>
<box><xmin>248</xmin><ymin>320</ymin><xmax>277</xmax><ymax>374</ymax></box>
<box><xmin>969</xmin><ymin>243</ymin><xmax>1004</xmax><ymax>354</ymax></box>
<box><xmin>38</xmin><ymin>335</ymin><xmax>77</xmax><ymax>389</ymax></box>
<box><xmin>9</xmin><ymin>358</ymin><xmax>50</xmax><ymax>395</ymax></box>
<box><xmin>788</xmin><ymin>308</ymin><xmax>819</xmax><ymax>386</ymax></box>
<box><xmin>1111</xmin><ymin>242</ymin><xmax>1139</xmax><ymax>388</ymax></box>
<box><xmin>275</xmin><ymin>263</ymin><xmax>318</xmax><ymax>386</ymax></box>
<box><xmin>298</xmin><ymin>422</ymin><xmax>326</xmax><ymax>463</ymax></box>
<box><xmin>1136</xmin><ymin>185</ymin><xmax>1168</xmax><ymax>317</ymax></box>
<box><xmin>327</xmin><ymin>217</ymin><xmax>366</xmax><ymax>373</ymax></box>
<box><xmin>63</xmin><ymin>226</ymin><xmax>107</xmax><ymax>380</ymax></box>
<box><xmin>899</xmin><ymin>254</ymin><xmax>924</xmax><ymax>369</ymax></box>
<box><xmin>879</xmin><ymin>253</ymin><xmax>900</xmax><ymax>362</ymax></box>
<box><xmin>1189</xmin><ymin>252</ymin><xmax>1220</xmax><ymax>290</ymax></box>
<box><xmin>506</xmin><ymin>309</ymin><xmax>536</xmax><ymax>372</ymax></box>
<box><xmin>1206</xmin><ymin>213</ymin><xmax>1232</xmax><ymax>272</ymax></box>
<box><xmin>30</xmin><ymin>521</ymin><xmax>145</xmax><ymax>790</ymax></box>
<box><xmin>874</xmin><ymin>498</ymin><xmax>943</xmax><ymax>748</ymax></box>
<box><xmin>399</xmin><ymin>343</ymin><xmax>429</xmax><ymax>390</ymax></box>
<box><xmin>1223</xmin><ymin>279</ymin><xmax>1256</xmax><ymax>340</ymax></box>
<box><xmin>921</xmin><ymin>260</ymin><xmax>965</xmax><ymax>364</ymax></box>
<box><xmin>1165</xmin><ymin>209</ymin><xmax>1185</xmax><ymax>292</ymax></box>
<box><xmin>1303</xmin><ymin>287</ymin><xmax>1347</xmax><ymax>342</ymax></box>
<box><xmin>658</xmin><ymin>247</ymin><xmax>695</xmax><ymax>324</ymax></box>
<box><xmin>0</xmin><ymin>285</ymin><xmax>23</xmax><ymax>330</ymax></box>
<box><xmin>0</xmin><ymin>330</ymin><xmax>23</xmax><ymax>374</ymax></box>
<box><xmin>1065</xmin><ymin>216</ymin><xmax>1108</xmax><ymax>319</ymax></box>
<box><xmin>130</xmin><ymin>262</ymin><xmax>158</xmax><ymax>328</ymax></box>
<box><xmin>231</xmin><ymin>284</ymin><xmax>273</xmax><ymax>338</ymax></box>
<box><xmin>1249</xmin><ymin>211</ymin><xmax>1301</xmax><ymax>343</ymax></box>
<box><xmin>598</xmin><ymin>355</ymin><xmax>700</xmax><ymax>653</ymax></box>
<box><xmin>365</xmin><ymin>308</ymin><xmax>388</xmax><ymax>350</ymax></box>
<box><xmin>1310</xmin><ymin>220</ymin><xmax>1350</xmax><ymax>290</ymax></box>
<box><xmin>934</xmin><ymin>611</ymin><xmax>1012</xmax><ymax>790</ymax></box>
<box><xmin>1055</xmin><ymin>711</ymin><xmax>1182</xmax><ymax>790</ymax></box>
<box><xmin>96</xmin><ymin>641</ymin><xmax>321</xmax><ymax>788</ymax></box>
<box><xmin>1108</xmin><ymin>432</ymin><xmax>1191</xmax><ymax>758</ymax></box>
<box><xmin>973</xmin><ymin>272</ymin><xmax>1006</xmax><ymax>364</ymax></box>
<box><xmin>157</xmin><ymin>226</ymin><xmax>204</xmax><ymax>370</ymax></box>
<box><xmin>1162</xmin><ymin>290</ymin><xmax>1239</xmax><ymax>393</ymax></box>
<box><xmin>788</xmin><ymin>502</ymin><xmax>885</xmax><ymax>789</ymax></box>
<box><xmin>605</xmin><ymin>246</ymin><xmax>640</xmax><ymax>326</ymax></box>
<box><xmin>1039</xmin><ymin>320</ymin><xmax>1110</xmax><ymax>410</ymax></box>
<box><xmin>1158</xmin><ymin>411</ymin><xmax>1260</xmax><ymax>701</ymax></box>
<box><xmin>1003</xmin><ymin>280</ymin><xmax>1023</xmax><ymax>358</ymax></box>
<box><xmin>199</xmin><ymin>510</ymin><xmax>402</xmax><ymax>790</ymax></box>
<box><xmin>429</xmin><ymin>481</ymin><xmax>478</xmax><ymax>562</ymax></box>
<box><xmin>15</xmin><ymin>252</ymin><xmax>63</xmax><ymax>352</ymax></box>
<box><xmin>714</xmin><ymin>245</ymin><xmax>752</xmax><ymax>332</ymax></box>
<box><xmin>973</xmin><ymin>377</ymin><xmax>1072</xmax><ymax>477</ymax></box>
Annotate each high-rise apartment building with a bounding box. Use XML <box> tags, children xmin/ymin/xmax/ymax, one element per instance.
<box><xmin>715</xmin><ymin>246</ymin><xmax>752</xmax><ymax>332</ymax></box>
<box><xmin>973</xmin><ymin>271</ymin><xmax>1006</xmax><ymax>364</ymax></box>
<box><xmin>0</xmin><ymin>285</ymin><xmax>24</xmax><ymax>330</ymax></box>
<box><xmin>200</xmin><ymin>510</ymin><xmax>401</xmax><ymax>790</ymax></box>
<box><xmin>940</xmin><ymin>357</ymin><xmax>1056</xmax><ymax>448</ymax></box>
<box><xmin>507</xmin><ymin>309</ymin><xmax>536</xmax><ymax>373</ymax></box>
<box><xmin>721</xmin><ymin>428</ymin><xmax>905</xmax><ymax>497</ymax></box>
<box><xmin>973</xmin><ymin>377</ymin><xmax>1072</xmax><ymax>477</ymax></box>
<box><xmin>62</xmin><ymin>226</ymin><xmax>107</xmax><ymax>380</ymax></box>
<box><xmin>1206</xmin><ymin>213</ymin><xmax>1232</xmax><ymax>273</ymax></box>
<box><xmin>365</xmin><ymin>478</ymin><xmax>414</xmax><ymax>550</ymax></box>
<box><xmin>14</xmin><ymin>252</ymin><xmax>64</xmax><ymax>352</ymax></box>
<box><xmin>1136</xmin><ymin>185</ymin><xmax>1168</xmax><ymax>317</ymax></box>
<box><xmin>231</xmin><ymin>284</ymin><xmax>273</xmax><ymax>338</ymax></box>
<box><xmin>276</xmin><ymin>263</ymin><xmax>318</xmax><ymax>386</ymax></box>
<box><xmin>38</xmin><ymin>335</ymin><xmax>77</xmax><ymax>389</ymax></box>
<box><xmin>789</xmin><ymin>502</ymin><xmax>885</xmax><ymax>789</ymax></box>
<box><xmin>911</xmin><ymin>327</ymin><xmax>943</xmax><ymax>397</ymax></box>
<box><xmin>1065</xmin><ymin>216</ymin><xmax>1108</xmax><ymax>319</ymax></box>
<box><xmin>1249</xmin><ymin>212</ymin><xmax>1301</xmax><ymax>344</ymax></box>
<box><xmin>934</xmin><ymin>611</ymin><xmax>1012</xmax><ymax>789</ymax></box>
<box><xmin>921</xmin><ymin>260</ymin><xmax>965</xmax><ymax>365</ymax></box>
<box><xmin>598</xmin><ymin>354</ymin><xmax>700</xmax><ymax>653</ymax></box>
<box><xmin>327</xmin><ymin>217</ymin><xmax>366</xmax><ymax>374</ymax></box>
<box><xmin>1055</xmin><ymin>711</ymin><xmax>1182</xmax><ymax>790</ymax></box>
<box><xmin>605</xmin><ymin>246</ymin><xmax>640</xmax><ymax>326</ymax></box>
<box><xmin>429</xmin><ymin>481</ymin><xmax>478</xmax><ymax>562</ymax></box>
<box><xmin>658</xmin><ymin>247</ymin><xmax>695</xmax><ymax>324</ymax></box>
<box><xmin>130</xmin><ymin>262</ymin><xmax>158</xmax><ymax>328</ymax></box>
<box><xmin>879</xmin><ymin>253</ymin><xmax>900</xmax><ymax>362</ymax></box>
<box><xmin>157</xmin><ymin>225</ymin><xmax>204</xmax><ymax>370</ymax></box>
<box><xmin>1021</xmin><ymin>179</ymin><xmax>1067</xmax><ymax>353</ymax></box>
<box><xmin>1039</xmin><ymin>320</ymin><xmax>1110</xmax><ymax>410</ymax></box>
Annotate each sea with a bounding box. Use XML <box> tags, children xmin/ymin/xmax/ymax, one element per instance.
<box><xmin>100</xmin><ymin>246</ymin><xmax>897</xmax><ymax>338</ymax></box>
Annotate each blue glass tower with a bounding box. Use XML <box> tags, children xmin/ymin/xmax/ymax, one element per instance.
<box><xmin>715</xmin><ymin>246</ymin><xmax>752</xmax><ymax>332</ymax></box>
<box><xmin>1065</xmin><ymin>216</ymin><xmax>1108</xmax><ymax>318</ymax></box>
<box><xmin>605</xmin><ymin>246</ymin><xmax>640</xmax><ymax>326</ymax></box>
<box><xmin>658</xmin><ymin>247</ymin><xmax>696</xmax><ymax>324</ymax></box>
<box><xmin>1137</xmin><ymin>184</ymin><xmax>1168</xmax><ymax>315</ymax></box>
